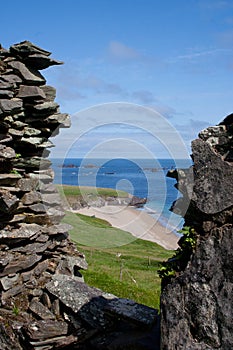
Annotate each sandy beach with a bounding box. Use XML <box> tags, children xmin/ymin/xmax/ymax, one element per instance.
<box><xmin>76</xmin><ymin>205</ymin><xmax>179</xmax><ymax>250</ymax></box>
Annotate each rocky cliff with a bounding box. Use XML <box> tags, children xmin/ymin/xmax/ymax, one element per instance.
<box><xmin>0</xmin><ymin>41</ymin><xmax>159</xmax><ymax>350</ymax></box>
<box><xmin>160</xmin><ymin>115</ymin><xmax>233</xmax><ymax>349</ymax></box>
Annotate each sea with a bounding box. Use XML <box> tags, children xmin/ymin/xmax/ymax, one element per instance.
<box><xmin>51</xmin><ymin>158</ymin><xmax>192</xmax><ymax>234</ymax></box>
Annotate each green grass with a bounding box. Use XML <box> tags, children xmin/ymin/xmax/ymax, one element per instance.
<box><xmin>57</xmin><ymin>184</ymin><xmax>129</xmax><ymax>199</ymax></box>
<box><xmin>63</xmin><ymin>211</ymin><xmax>173</xmax><ymax>309</ymax></box>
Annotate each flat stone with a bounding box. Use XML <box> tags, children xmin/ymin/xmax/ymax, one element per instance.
<box><xmin>0</xmin><ymin>253</ymin><xmax>41</xmax><ymax>277</ymax></box>
<box><xmin>0</xmin><ymin>252</ymin><xmax>14</xmax><ymax>267</ymax></box>
<box><xmin>0</xmin><ymin>146</ymin><xmax>15</xmax><ymax>160</ymax></box>
<box><xmin>1</xmin><ymin>285</ymin><xmax>25</xmax><ymax>302</ymax></box>
<box><xmin>31</xmin><ymin>101</ymin><xmax>59</xmax><ymax>116</ymax></box>
<box><xmin>0</xmin><ymin>223</ymin><xmax>41</xmax><ymax>241</ymax></box>
<box><xmin>29</xmin><ymin>203</ymin><xmax>46</xmax><ymax>213</ymax></box>
<box><xmin>42</xmin><ymin>223</ymin><xmax>72</xmax><ymax>236</ymax></box>
<box><xmin>12</xmin><ymin>120</ymin><xmax>27</xmax><ymax>128</ymax></box>
<box><xmin>29</xmin><ymin>173</ymin><xmax>53</xmax><ymax>183</ymax></box>
<box><xmin>24</xmin><ymin>127</ymin><xmax>41</xmax><ymax>136</ymax></box>
<box><xmin>15</xmin><ymin>157</ymin><xmax>51</xmax><ymax>170</ymax></box>
<box><xmin>8</xmin><ymin>61</ymin><xmax>45</xmax><ymax>85</ymax></box>
<box><xmin>46</xmin><ymin>207</ymin><xmax>65</xmax><ymax>222</ymax></box>
<box><xmin>10</xmin><ymin>41</ymin><xmax>51</xmax><ymax>58</ymax></box>
<box><xmin>56</xmin><ymin>255</ymin><xmax>88</xmax><ymax>276</ymax></box>
<box><xmin>25</xmin><ymin>320</ymin><xmax>68</xmax><ymax>341</ymax></box>
<box><xmin>1</xmin><ymin>74</ymin><xmax>22</xmax><ymax>86</ymax></box>
<box><xmin>21</xmin><ymin>191</ymin><xmax>42</xmax><ymax>205</ymax></box>
<box><xmin>24</xmin><ymin>213</ymin><xmax>53</xmax><ymax>225</ymax></box>
<box><xmin>10</xmin><ymin>241</ymin><xmax>49</xmax><ymax>254</ymax></box>
<box><xmin>0</xmin><ymin>173</ymin><xmax>21</xmax><ymax>185</ymax></box>
<box><xmin>46</xmin><ymin>275</ymin><xmax>106</xmax><ymax>313</ymax></box>
<box><xmin>21</xmin><ymin>136</ymin><xmax>45</xmax><ymax>146</ymax></box>
<box><xmin>41</xmin><ymin>85</ymin><xmax>56</xmax><ymax>101</ymax></box>
<box><xmin>38</xmin><ymin>140</ymin><xmax>55</xmax><ymax>148</ymax></box>
<box><xmin>0</xmin><ymin>89</ymin><xmax>14</xmax><ymax>98</ymax></box>
<box><xmin>8</xmin><ymin>128</ymin><xmax>25</xmax><ymax>137</ymax></box>
<box><xmin>0</xmin><ymin>98</ymin><xmax>23</xmax><ymax>115</ymax></box>
<box><xmin>17</xmin><ymin>178</ymin><xmax>39</xmax><ymax>191</ymax></box>
<box><xmin>29</xmin><ymin>299</ymin><xmax>56</xmax><ymax>320</ymax></box>
<box><xmin>0</xmin><ymin>79</ymin><xmax>14</xmax><ymax>89</ymax></box>
<box><xmin>24</xmin><ymin>54</ymin><xmax>63</xmax><ymax>70</ymax></box>
<box><xmin>46</xmin><ymin>113</ymin><xmax>71</xmax><ymax>128</ymax></box>
<box><xmin>17</xmin><ymin>85</ymin><xmax>46</xmax><ymax>99</ymax></box>
<box><xmin>40</xmin><ymin>183</ymin><xmax>58</xmax><ymax>193</ymax></box>
<box><xmin>0</xmin><ymin>273</ymin><xmax>19</xmax><ymax>291</ymax></box>
<box><xmin>41</xmin><ymin>193</ymin><xmax>61</xmax><ymax>206</ymax></box>
<box><xmin>105</xmin><ymin>298</ymin><xmax>158</xmax><ymax>327</ymax></box>
<box><xmin>29</xmin><ymin>335</ymin><xmax>78</xmax><ymax>349</ymax></box>
<box><xmin>0</xmin><ymin>190</ymin><xmax>19</xmax><ymax>213</ymax></box>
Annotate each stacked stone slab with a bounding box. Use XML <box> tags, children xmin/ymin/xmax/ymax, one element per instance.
<box><xmin>160</xmin><ymin>114</ymin><xmax>233</xmax><ymax>349</ymax></box>
<box><xmin>0</xmin><ymin>41</ymin><xmax>159</xmax><ymax>350</ymax></box>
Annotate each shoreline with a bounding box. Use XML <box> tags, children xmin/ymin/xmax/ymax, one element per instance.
<box><xmin>75</xmin><ymin>205</ymin><xmax>179</xmax><ymax>250</ymax></box>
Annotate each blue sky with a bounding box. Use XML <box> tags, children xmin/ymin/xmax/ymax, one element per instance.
<box><xmin>2</xmin><ymin>0</ymin><xmax>233</xmax><ymax>158</ymax></box>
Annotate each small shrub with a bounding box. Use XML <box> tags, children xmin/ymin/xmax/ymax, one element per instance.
<box><xmin>158</xmin><ymin>226</ymin><xmax>197</xmax><ymax>284</ymax></box>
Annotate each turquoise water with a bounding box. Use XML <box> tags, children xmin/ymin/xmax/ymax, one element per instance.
<box><xmin>52</xmin><ymin>158</ymin><xmax>192</xmax><ymax>233</ymax></box>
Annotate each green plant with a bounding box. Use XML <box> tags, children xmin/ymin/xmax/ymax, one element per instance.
<box><xmin>12</xmin><ymin>305</ymin><xmax>20</xmax><ymax>316</ymax></box>
<box><xmin>10</xmin><ymin>169</ymin><xmax>20</xmax><ymax>175</ymax></box>
<box><xmin>15</xmin><ymin>153</ymin><xmax>21</xmax><ymax>159</ymax></box>
<box><xmin>158</xmin><ymin>226</ymin><xmax>197</xmax><ymax>282</ymax></box>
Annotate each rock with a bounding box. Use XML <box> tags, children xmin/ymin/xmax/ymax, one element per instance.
<box><xmin>160</xmin><ymin>113</ymin><xmax>233</xmax><ymax>349</ymax></box>
<box><xmin>10</xmin><ymin>41</ymin><xmax>51</xmax><ymax>58</ymax></box>
<box><xmin>15</xmin><ymin>157</ymin><xmax>51</xmax><ymax>170</ymax></box>
<box><xmin>21</xmin><ymin>191</ymin><xmax>42</xmax><ymax>205</ymax></box>
<box><xmin>24</xmin><ymin>126</ymin><xmax>41</xmax><ymax>136</ymax></box>
<box><xmin>24</xmin><ymin>54</ymin><xmax>63</xmax><ymax>70</ymax></box>
<box><xmin>41</xmin><ymin>193</ymin><xmax>61</xmax><ymax>206</ymax></box>
<box><xmin>0</xmin><ymin>98</ymin><xmax>23</xmax><ymax>115</ymax></box>
<box><xmin>0</xmin><ymin>89</ymin><xmax>14</xmax><ymax>98</ymax></box>
<box><xmin>29</xmin><ymin>299</ymin><xmax>56</xmax><ymax>320</ymax></box>
<box><xmin>0</xmin><ymin>223</ymin><xmax>41</xmax><ymax>242</ymax></box>
<box><xmin>56</xmin><ymin>255</ymin><xmax>88</xmax><ymax>276</ymax></box>
<box><xmin>31</xmin><ymin>101</ymin><xmax>59</xmax><ymax>115</ymax></box>
<box><xmin>1</xmin><ymin>74</ymin><xmax>22</xmax><ymax>87</ymax></box>
<box><xmin>0</xmin><ymin>146</ymin><xmax>15</xmax><ymax>161</ymax></box>
<box><xmin>105</xmin><ymin>298</ymin><xmax>158</xmax><ymax>327</ymax></box>
<box><xmin>0</xmin><ymin>190</ymin><xmax>19</xmax><ymax>213</ymax></box>
<box><xmin>41</xmin><ymin>85</ymin><xmax>56</xmax><ymax>101</ymax></box>
<box><xmin>46</xmin><ymin>113</ymin><xmax>71</xmax><ymax>128</ymax></box>
<box><xmin>0</xmin><ymin>253</ymin><xmax>41</xmax><ymax>277</ymax></box>
<box><xmin>0</xmin><ymin>174</ymin><xmax>21</xmax><ymax>185</ymax></box>
<box><xmin>191</xmin><ymin>139</ymin><xmax>233</xmax><ymax>214</ymax></box>
<box><xmin>8</xmin><ymin>61</ymin><xmax>46</xmax><ymax>85</ymax></box>
<box><xmin>17</xmin><ymin>85</ymin><xmax>46</xmax><ymax>99</ymax></box>
<box><xmin>25</xmin><ymin>320</ymin><xmax>68</xmax><ymax>341</ymax></box>
<box><xmin>0</xmin><ymin>273</ymin><xmax>19</xmax><ymax>291</ymax></box>
<box><xmin>17</xmin><ymin>178</ymin><xmax>39</xmax><ymax>191</ymax></box>
<box><xmin>46</xmin><ymin>274</ymin><xmax>114</xmax><ymax>314</ymax></box>
<box><xmin>0</xmin><ymin>79</ymin><xmax>14</xmax><ymax>89</ymax></box>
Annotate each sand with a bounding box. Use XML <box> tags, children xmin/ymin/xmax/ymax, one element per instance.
<box><xmin>75</xmin><ymin>205</ymin><xmax>179</xmax><ymax>250</ymax></box>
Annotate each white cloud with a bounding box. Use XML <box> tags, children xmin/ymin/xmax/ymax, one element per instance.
<box><xmin>108</xmin><ymin>41</ymin><xmax>141</xmax><ymax>62</ymax></box>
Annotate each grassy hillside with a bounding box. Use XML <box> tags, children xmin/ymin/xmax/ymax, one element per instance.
<box><xmin>63</xmin><ymin>211</ymin><xmax>173</xmax><ymax>309</ymax></box>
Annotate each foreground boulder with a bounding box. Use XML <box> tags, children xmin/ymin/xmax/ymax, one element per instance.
<box><xmin>160</xmin><ymin>114</ymin><xmax>233</xmax><ymax>349</ymax></box>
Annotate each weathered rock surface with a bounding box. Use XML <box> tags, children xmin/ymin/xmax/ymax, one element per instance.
<box><xmin>160</xmin><ymin>113</ymin><xmax>233</xmax><ymax>349</ymax></box>
<box><xmin>0</xmin><ymin>41</ymin><xmax>159</xmax><ymax>350</ymax></box>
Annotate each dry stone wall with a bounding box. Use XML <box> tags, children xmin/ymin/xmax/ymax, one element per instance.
<box><xmin>0</xmin><ymin>41</ymin><xmax>159</xmax><ymax>350</ymax></box>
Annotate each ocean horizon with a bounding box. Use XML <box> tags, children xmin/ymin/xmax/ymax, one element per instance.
<box><xmin>51</xmin><ymin>158</ymin><xmax>192</xmax><ymax>233</ymax></box>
